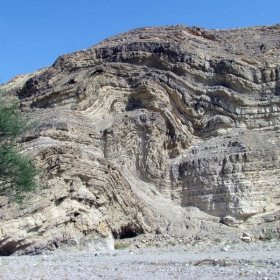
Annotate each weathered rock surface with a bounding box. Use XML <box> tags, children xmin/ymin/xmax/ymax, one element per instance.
<box><xmin>1</xmin><ymin>24</ymin><xmax>280</xmax><ymax>255</ymax></box>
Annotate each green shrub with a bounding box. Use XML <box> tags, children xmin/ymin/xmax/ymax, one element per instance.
<box><xmin>0</xmin><ymin>91</ymin><xmax>40</xmax><ymax>203</ymax></box>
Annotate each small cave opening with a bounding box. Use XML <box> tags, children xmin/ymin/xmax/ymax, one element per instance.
<box><xmin>0</xmin><ymin>241</ymin><xmax>30</xmax><ymax>256</ymax></box>
<box><xmin>112</xmin><ymin>224</ymin><xmax>144</xmax><ymax>239</ymax></box>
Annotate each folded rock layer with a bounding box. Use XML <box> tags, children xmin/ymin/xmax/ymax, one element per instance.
<box><xmin>1</xmin><ymin>24</ymin><xmax>280</xmax><ymax>254</ymax></box>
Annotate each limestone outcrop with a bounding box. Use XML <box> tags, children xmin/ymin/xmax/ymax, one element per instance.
<box><xmin>1</xmin><ymin>24</ymin><xmax>280</xmax><ymax>254</ymax></box>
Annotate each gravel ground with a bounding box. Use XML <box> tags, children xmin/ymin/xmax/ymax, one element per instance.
<box><xmin>1</xmin><ymin>240</ymin><xmax>280</xmax><ymax>280</ymax></box>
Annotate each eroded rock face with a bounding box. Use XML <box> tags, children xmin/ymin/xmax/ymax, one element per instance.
<box><xmin>1</xmin><ymin>24</ymin><xmax>280</xmax><ymax>254</ymax></box>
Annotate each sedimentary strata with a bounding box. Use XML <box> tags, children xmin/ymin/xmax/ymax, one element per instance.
<box><xmin>1</xmin><ymin>24</ymin><xmax>280</xmax><ymax>254</ymax></box>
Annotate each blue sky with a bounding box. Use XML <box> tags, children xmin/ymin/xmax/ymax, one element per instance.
<box><xmin>1</xmin><ymin>0</ymin><xmax>279</xmax><ymax>84</ymax></box>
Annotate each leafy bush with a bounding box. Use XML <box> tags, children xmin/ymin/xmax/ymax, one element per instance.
<box><xmin>0</xmin><ymin>91</ymin><xmax>40</xmax><ymax>203</ymax></box>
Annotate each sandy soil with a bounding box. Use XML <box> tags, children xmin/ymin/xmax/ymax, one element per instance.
<box><xmin>1</xmin><ymin>240</ymin><xmax>280</xmax><ymax>279</ymax></box>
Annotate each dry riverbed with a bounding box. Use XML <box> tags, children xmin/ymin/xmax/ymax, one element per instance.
<box><xmin>1</xmin><ymin>240</ymin><xmax>280</xmax><ymax>279</ymax></box>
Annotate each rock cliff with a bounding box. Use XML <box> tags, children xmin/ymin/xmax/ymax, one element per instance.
<box><xmin>1</xmin><ymin>24</ymin><xmax>280</xmax><ymax>255</ymax></box>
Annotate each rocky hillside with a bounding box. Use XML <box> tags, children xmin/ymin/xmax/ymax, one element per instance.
<box><xmin>1</xmin><ymin>24</ymin><xmax>280</xmax><ymax>255</ymax></box>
